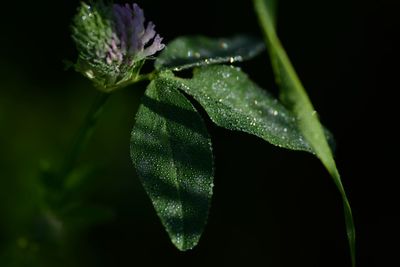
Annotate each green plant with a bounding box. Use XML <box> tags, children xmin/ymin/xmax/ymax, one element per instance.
<box><xmin>66</xmin><ymin>0</ymin><xmax>355</xmax><ymax>264</ymax></box>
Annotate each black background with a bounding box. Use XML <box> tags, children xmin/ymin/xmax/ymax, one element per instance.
<box><xmin>0</xmin><ymin>0</ymin><xmax>399</xmax><ymax>266</ymax></box>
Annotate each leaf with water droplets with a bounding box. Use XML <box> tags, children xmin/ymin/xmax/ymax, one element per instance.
<box><xmin>160</xmin><ymin>65</ymin><xmax>315</xmax><ymax>152</ymax></box>
<box><xmin>155</xmin><ymin>35</ymin><xmax>265</xmax><ymax>71</ymax></box>
<box><xmin>130</xmin><ymin>79</ymin><xmax>214</xmax><ymax>251</ymax></box>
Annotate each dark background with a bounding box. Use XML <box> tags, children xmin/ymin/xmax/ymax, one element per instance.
<box><xmin>0</xmin><ymin>0</ymin><xmax>398</xmax><ymax>266</ymax></box>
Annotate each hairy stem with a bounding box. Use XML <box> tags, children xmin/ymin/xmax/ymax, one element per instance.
<box><xmin>61</xmin><ymin>92</ymin><xmax>110</xmax><ymax>177</ymax></box>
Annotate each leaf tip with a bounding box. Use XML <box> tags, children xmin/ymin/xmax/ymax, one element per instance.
<box><xmin>171</xmin><ymin>235</ymin><xmax>200</xmax><ymax>252</ymax></box>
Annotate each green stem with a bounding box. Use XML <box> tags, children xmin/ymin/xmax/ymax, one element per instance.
<box><xmin>105</xmin><ymin>71</ymin><xmax>157</xmax><ymax>93</ymax></box>
<box><xmin>61</xmin><ymin>92</ymin><xmax>110</xmax><ymax>177</ymax></box>
<box><xmin>253</xmin><ymin>0</ymin><xmax>356</xmax><ymax>266</ymax></box>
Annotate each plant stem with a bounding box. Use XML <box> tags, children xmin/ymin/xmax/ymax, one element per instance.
<box><xmin>61</xmin><ymin>92</ymin><xmax>110</xmax><ymax>177</ymax></box>
<box><xmin>109</xmin><ymin>71</ymin><xmax>157</xmax><ymax>92</ymax></box>
<box><xmin>253</xmin><ymin>0</ymin><xmax>355</xmax><ymax>266</ymax></box>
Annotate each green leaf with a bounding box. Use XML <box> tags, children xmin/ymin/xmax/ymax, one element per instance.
<box><xmin>253</xmin><ymin>0</ymin><xmax>356</xmax><ymax>266</ymax></box>
<box><xmin>155</xmin><ymin>35</ymin><xmax>265</xmax><ymax>71</ymax></box>
<box><xmin>130</xmin><ymin>79</ymin><xmax>214</xmax><ymax>251</ymax></box>
<box><xmin>160</xmin><ymin>65</ymin><xmax>315</xmax><ymax>153</ymax></box>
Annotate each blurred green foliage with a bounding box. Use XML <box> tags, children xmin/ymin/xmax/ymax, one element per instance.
<box><xmin>0</xmin><ymin>59</ymin><xmax>146</xmax><ymax>266</ymax></box>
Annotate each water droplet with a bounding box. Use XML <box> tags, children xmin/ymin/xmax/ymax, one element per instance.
<box><xmin>220</xmin><ymin>42</ymin><xmax>228</xmax><ymax>49</ymax></box>
<box><xmin>187</xmin><ymin>51</ymin><xmax>193</xmax><ymax>57</ymax></box>
<box><xmin>85</xmin><ymin>70</ymin><xmax>95</xmax><ymax>79</ymax></box>
<box><xmin>174</xmin><ymin>234</ymin><xmax>183</xmax><ymax>246</ymax></box>
<box><xmin>222</xmin><ymin>72</ymin><xmax>231</xmax><ymax>78</ymax></box>
<box><xmin>273</xmin><ymin>110</ymin><xmax>278</xmax><ymax>116</ymax></box>
<box><xmin>229</xmin><ymin>57</ymin><xmax>235</xmax><ymax>63</ymax></box>
<box><xmin>283</xmin><ymin>128</ymin><xmax>287</xmax><ymax>132</ymax></box>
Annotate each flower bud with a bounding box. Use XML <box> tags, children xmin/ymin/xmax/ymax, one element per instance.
<box><xmin>71</xmin><ymin>2</ymin><xmax>165</xmax><ymax>92</ymax></box>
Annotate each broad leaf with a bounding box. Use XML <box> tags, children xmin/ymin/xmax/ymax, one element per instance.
<box><xmin>160</xmin><ymin>65</ymin><xmax>315</xmax><ymax>153</ymax></box>
<box><xmin>155</xmin><ymin>35</ymin><xmax>265</xmax><ymax>71</ymax></box>
<box><xmin>130</xmin><ymin>79</ymin><xmax>214</xmax><ymax>251</ymax></box>
<box><xmin>253</xmin><ymin>0</ymin><xmax>355</xmax><ymax>265</ymax></box>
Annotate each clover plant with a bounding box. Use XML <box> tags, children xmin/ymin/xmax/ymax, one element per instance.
<box><xmin>64</xmin><ymin>0</ymin><xmax>356</xmax><ymax>265</ymax></box>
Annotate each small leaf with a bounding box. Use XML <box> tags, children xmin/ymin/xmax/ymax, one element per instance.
<box><xmin>253</xmin><ymin>0</ymin><xmax>355</xmax><ymax>265</ymax></box>
<box><xmin>155</xmin><ymin>35</ymin><xmax>265</xmax><ymax>71</ymax></box>
<box><xmin>130</xmin><ymin>79</ymin><xmax>214</xmax><ymax>251</ymax></box>
<box><xmin>161</xmin><ymin>65</ymin><xmax>315</xmax><ymax>153</ymax></box>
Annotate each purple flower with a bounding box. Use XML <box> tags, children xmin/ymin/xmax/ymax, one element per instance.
<box><xmin>112</xmin><ymin>4</ymin><xmax>165</xmax><ymax>62</ymax></box>
<box><xmin>72</xmin><ymin>2</ymin><xmax>165</xmax><ymax>91</ymax></box>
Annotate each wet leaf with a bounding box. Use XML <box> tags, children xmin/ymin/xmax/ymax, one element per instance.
<box><xmin>130</xmin><ymin>79</ymin><xmax>214</xmax><ymax>251</ymax></box>
<box><xmin>160</xmin><ymin>65</ymin><xmax>315</xmax><ymax>152</ymax></box>
<box><xmin>155</xmin><ymin>35</ymin><xmax>265</xmax><ymax>71</ymax></box>
<box><xmin>253</xmin><ymin>0</ymin><xmax>355</xmax><ymax>265</ymax></box>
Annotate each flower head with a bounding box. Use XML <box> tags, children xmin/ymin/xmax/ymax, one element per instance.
<box><xmin>72</xmin><ymin>2</ymin><xmax>165</xmax><ymax>91</ymax></box>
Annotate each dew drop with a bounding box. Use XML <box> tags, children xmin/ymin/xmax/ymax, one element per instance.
<box><xmin>222</xmin><ymin>72</ymin><xmax>231</xmax><ymax>78</ymax></box>
<box><xmin>174</xmin><ymin>234</ymin><xmax>183</xmax><ymax>246</ymax></box>
<box><xmin>85</xmin><ymin>70</ymin><xmax>95</xmax><ymax>79</ymax></box>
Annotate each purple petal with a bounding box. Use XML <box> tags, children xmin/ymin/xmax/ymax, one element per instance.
<box><xmin>109</xmin><ymin>3</ymin><xmax>164</xmax><ymax>63</ymax></box>
<box><xmin>129</xmin><ymin>3</ymin><xmax>146</xmax><ymax>54</ymax></box>
<box><xmin>112</xmin><ymin>5</ymin><xmax>126</xmax><ymax>36</ymax></box>
<box><xmin>141</xmin><ymin>21</ymin><xmax>156</xmax><ymax>45</ymax></box>
<box><xmin>132</xmin><ymin>3</ymin><xmax>145</xmax><ymax>35</ymax></box>
<box><xmin>142</xmin><ymin>34</ymin><xmax>165</xmax><ymax>57</ymax></box>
